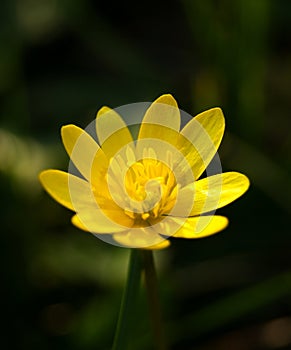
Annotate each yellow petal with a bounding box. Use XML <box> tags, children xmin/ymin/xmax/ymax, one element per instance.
<box><xmin>152</xmin><ymin>214</ymin><xmax>228</xmax><ymax>238</ymax></box>
<box><xmin>177</xmin><ymin>108</ymin><xmax>225</xmax><ymax>180</ymax></box>
<box><xmin>71</xmin><ymin>210</ymin><xmax>131</xmax><ymax>233</ymax></box>
<box><xmin>96</xmin><ymin>106</ymin><xmax>133</xmax><ymax>159</ymax></box>
<box><xmin>39</xmin><ymin>170</ymin><xmax>94</xmax><ymax>211</ymax></box>
<box><xmin>61</xmin><ymin>124</ymin><xmax>108</xmax><ymax>182</ymax></box>
<box><xmin>166</xmin><ymin>184</ymin><xmax>195</xmax><ymax>217</ymax></box>
<box><xmin>143</xmin><ymin>240</ymin><xmax>171</xmax><ymax>250</ymax></box>
<box><xmin>173</xmin><ymin>215</ymin><xmax>229</xmax><ymax>238</ymax></box>
<box><xmin>113</xmin><ymin>227</ymin><xmax>166</xmax><ymax>248</ymax></box>
<box><xmin>138</xmin><ymin>94</ymin><xmax>180</xmax><ymax>144</ymax></box>
<box><xmin>151</xmin><ymin>215</ymin><xmax>189</xmax><ymax>236</ymax></box>
<box><xmin>71</xmin><ymin>214</ymin><xmax>89</xmax><ymax>231</ymax></box>
<box><xmin>182</xmin><ymin>172</ymin><xmax>250</xmax><ymax>216</ymax></box>
<box><xmin>151</xmin><ymin>215</ymin><xmax>228</xmax><ymax>239</ymax></box>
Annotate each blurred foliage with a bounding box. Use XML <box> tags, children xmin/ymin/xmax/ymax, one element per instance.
<box><xmin>0</xmin><ymin>0</ymin><xmax>291</xmax><ymax>349</ymax></box>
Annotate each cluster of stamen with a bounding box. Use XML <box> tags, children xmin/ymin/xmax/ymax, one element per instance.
<box><xmin>124</xmin><ymin>158</ymin><xmax>178</xmax><ymax>223</ymax></box>
<box><xmin>102</xmin><ymin>147</ymin><xmax>179</xmax><ymax>226</ymax></box>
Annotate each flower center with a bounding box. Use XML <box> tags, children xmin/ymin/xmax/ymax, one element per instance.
<box><xmin>123</xmin><ymin>158</ymin><xmax>178</xmax><ymax>224</ymax></box>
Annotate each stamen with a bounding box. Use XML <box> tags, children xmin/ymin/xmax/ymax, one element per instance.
<box><xmin>142</xmin><ymin>213</ymin><xmax>150</xmax><ymax>220</ymax></box>
<box><xmin>110</xmin><ymin>154</ymin><xmax>178</xmax><ymax>226</ymax></box>
<box><xmin>124</xmin><ymin>209</ymin><xmax>136</xmax><ymax>219</ymax></box>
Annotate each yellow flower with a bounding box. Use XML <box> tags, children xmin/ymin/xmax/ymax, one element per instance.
<box><xmin>39</xmin><ymin>94</ymin><xmax>249</xmax><ymax>250</ymax></box>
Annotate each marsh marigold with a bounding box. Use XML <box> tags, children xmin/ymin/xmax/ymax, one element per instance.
<box><xmin>39</xmin><ymin>94</ymin><xmax>249</xmax><ymax>249</ymax></box>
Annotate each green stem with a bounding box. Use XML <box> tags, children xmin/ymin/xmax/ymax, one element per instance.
<box><xmin>142</xmin><ymin>250</ymin><xmax>167</xmax><ymax>350</ymax></box>
<box><xmin>112</xmin><ymin>249</ymin><xmax>142</xmax><ymax>350</ymax></box>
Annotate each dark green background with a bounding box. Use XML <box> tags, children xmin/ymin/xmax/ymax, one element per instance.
<box><xmin>1</xmin><ymin>0</ymin><xmax>291</xmax><ymax>349</ymax></box>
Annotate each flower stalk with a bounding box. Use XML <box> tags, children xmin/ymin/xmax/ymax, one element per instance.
<box><xmin>142</xmin><ymin>250</ymin><xmax>167</xmax><ymax>350</ymax></box>
<box><xmin>112</xmin><ymin>249</ymin><xmax>142</xmax><ymax>350</ymax></box>
<box><xmin>112</xmin><ymin>249</ymin><xmax>167</xmax><ymax>350</ymax></box>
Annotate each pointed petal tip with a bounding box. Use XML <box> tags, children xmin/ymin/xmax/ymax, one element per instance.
<box><xmin>96</xmin><ymin>106</ymin><xmax>112</xmax><ymax>118</ymax></box>
<box><xmin>142</xmin><ymin>239</ymin><xmax>171</xmax><ymax>250</ymax></box>
<box><xmin>196</xmin><ymin>106</ymin><xmax>225</xmax><ymax>120</ymax></box>
<box><xmin>38</xmin><ymin>169</ymin><xmax>69</xmax><ymax>188</ymax></box>
<box><xmin>240</xmin><ymin>172</ymin><xmax>250</xmax><ymax>187</ymax></box>
<box><xmin>172</xmin><ymin>215</ymin><xmax>229</xmax><ymax>239</ymax></box>
<box><xmin>60</xmin><ymin>124</ymin><xmax>86</xmax><ymax>148</ymax></box>
<box><xmin>38</xmin><ymin>169</ymin><xmax>55</xmax><ymax>184</ymax></box>
<box><xmin>154</xmin><ymin>94</ymin><xmax>178</xmax><ymax>107</ymax></box>
<box><xmin>159</xmin><ymin>93</ymin><xmax>174</xmax><ymax>99</ymax></box>
<box><xmin>211</xmin><ymin>106</ymin><xmax>223</xmax><ymax>112</ymax></box>
<box><xmin>71</xmin><ymin>214</ymin><xmax>89</xmax><ymax>232</ymax></box>
<box><xmin>61</xmin><ymin>124</ymin><xmax>71</xmax><ymax>131</ymax></box>
<box><xmin>60</xmin><ymin>123</ymin><xmax>79</xmax><ymax>135</ymax></box>
<box><xmin>228</xmin><ymin>171</ymin><xmax>251</xmax><ymax>192</ymax></box>
<box><xmin>240</xmin><ymin>175</ymin><xmax>251</xmax><ymax>195</ymax></box>
<box><xmin>210</xmin><ymin>107</ymin><xmax>224</xmax><ymax>120</ymax></box>
<box><xmin>38</xmin><ymin>170</ymin><xmax>46</xmax><ymax>185</ymax></box>
<box><xmin>60</xmin><ymin>124</ymin><xmax>68</xmax><ymax>139</ymax></box>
